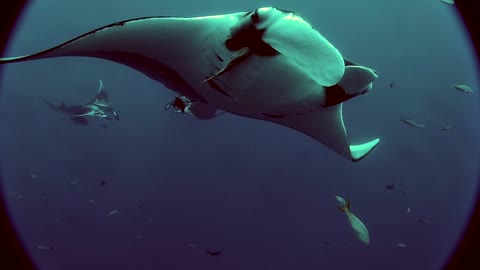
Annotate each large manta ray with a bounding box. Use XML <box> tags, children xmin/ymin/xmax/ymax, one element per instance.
<box><xmin>0</xmin><ymin>7</ymin><xmax>380</xmax><ymax>162</ymax></box>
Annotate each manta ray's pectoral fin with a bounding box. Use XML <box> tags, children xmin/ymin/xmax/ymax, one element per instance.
<box><xmin>323</xmin><ymin>66</ymin><xmax>378</xmax><ymax>107</ymax></box>
<box><xmin>39</xmin><ymin>97</ymin><xmax>63</xmax><ymax>113</ymax></box>
<box><xmin>270</xmin><ymin>103</ymin><xmax>380</xmax><ymax>162</ymax></box>
<box><xmin>203</xmin><ymin>47</ymin><xmax>251</xmax><ymax>83</ymax></box>
<box><xmin>349</xmin><ymin>140</ymin><xmax>381</xmax><ymax>162</ymax></box>
<box><xmin>70</xmin><ymin>116</ymin><xmax>89</xmax><ymax>125</ymax></box>
<box><xmin>90</xmin><ymin>79</ymin><xmax>110</xmax><ymax>106</ymax></box>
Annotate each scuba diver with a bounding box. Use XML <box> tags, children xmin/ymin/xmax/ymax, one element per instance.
<box><xmin>163</xmin><ymin>95</ymin><xmax>225</xmax><ymax>119</ymax></box>
<box><xmin>39</xmin><ymin>80</ymin><xmax>119</xmax><ymax>125</ymax></box>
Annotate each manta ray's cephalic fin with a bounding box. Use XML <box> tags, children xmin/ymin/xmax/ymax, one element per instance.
<box><xmin>323</xmin><ymin>65</ymin><xmax>378</xmax><ymax>107</ymax></box>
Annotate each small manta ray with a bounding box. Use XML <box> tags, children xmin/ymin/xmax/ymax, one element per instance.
<box><xmin>0</xmin><ymin>7</ymin><xmax>381</xmax><ymax>162</ymax></box>
<box><xmin>39</xmin><ymin>80</ymin><xmax>120</xmax><ymax>125</ymax></box>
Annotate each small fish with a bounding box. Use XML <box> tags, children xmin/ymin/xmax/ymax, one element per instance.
<box><xmin>70</xmin><ymin>180</ymin><xmax>77</xmax><ymax>185</ymax></box>
<box><xmin>143</xmin><ymin>217</ymin><xmax>153</xmax><ymax>224</ymax></box>
<box><xmin>31</xmin><ymin>173</ymin><xmax>37</xmax><ymax>179</ymax></box>
<box><xmin>440</xmin><ymin>125</ymin><xmax>454</xmax><ymax>132</ymax></box>
<box><xmin>6</xmin><ymin>192</ymin><xmax>24</xmax><ymax>199</ymax></box>
<box><xmin>107</xmin><ymin>210</ymin><xmax>119</xmax><ymax>216</ymax></box>
<box><xmin>385</xmin><ymin>184</ymin><xmax>395</xmax><ymax>190</ymax></box>
<box><xmin>401</xmin><ymin>117</ymin><xmax>425</xmax><ymax>128</ymax></box>
<box><xmin>36</xmin><ymin>244</ymin><xmax>53</xmax><ymax>251</ymax></box>
<box><xmin>86</xmin><ymin>199</ymin><xmax>95</xmax><ymax>204</ymax></box>
<box><xmin>99</xmin><ymin>179</ymin><xmax>106</xmax><ymax>187</ymax></box>
<box><xmin>452</xmin><ymin>83</ymin><xmax>473</xmax><ymax>93</ymax></box>
<box><xmin>405</xmin><ymin>208</ymin><xmax>411</xmax><ymax>214</ymax></box>
<box><xmin>417</xmin><ymin>218</ymin><xmax>431</xmax><ymax>224</ymax></box>
<box><xmin>395</xmin><ymin>243</ymin><xmax>407</xmax><ymax>248</ymax></box>
<box><xmin>138</xmin><ymin>205</ymin><xmax>154</xmax><ymax>224</ymax></box>
<box><xmin>336</xmin><ymin>195</ymin><xmax>370</xmax><ymax>245</ymax></box>
<box><xmin>135</xmin><ymin>235</ymin><xmax>144</xmax><ymax>240</ymax></box>
<box><xmin>389</xmin><ymin>83</ymin><xmax>394</xmax><ymax>88</ymax></box>
<box><xmin>187</xmin><ymin>243</ymin><xmax>197</xmax><ymax>249</ymax></box>
<box><xmin>205</xmin><ymin>249</ymin><xmax>222</xmax><ymax>256</ymax></box>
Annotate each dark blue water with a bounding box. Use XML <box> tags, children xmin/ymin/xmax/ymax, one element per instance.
<box><xmin>0</xmin><ymin>1</ymin><xmax>479</xmax><ymax>269</ymax></box>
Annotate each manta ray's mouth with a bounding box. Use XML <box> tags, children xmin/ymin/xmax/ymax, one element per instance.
<box><xmin>225</xmin><ymin>26</ymin><xmax>278</xmax><ymax>57</ymax></box>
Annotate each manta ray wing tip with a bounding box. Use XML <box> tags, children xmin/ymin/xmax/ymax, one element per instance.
<box><xmin>350</xmin><ymin>138</ymin><xmax>380</xmax><ymax>162</ymax></box>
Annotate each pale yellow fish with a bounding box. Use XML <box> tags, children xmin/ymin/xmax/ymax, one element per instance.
<box><xmin>396</xmin><ymin>243</ymin><xmax>407</xmax><ymax>248</ymax></box>
<box><xmin>336</xmin><ymin>195</ymin><xmax>370</xmax><ymax>245</ymax></box>
<box><xmin>453</xmin><ymin>83</ymin><xmax>473</xmax><ymax>93</ymax></box>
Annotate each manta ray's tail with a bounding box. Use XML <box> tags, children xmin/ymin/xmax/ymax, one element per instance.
<box><xmin>324</xmin><ymin>66</ymin><xmax>378</xmax><ymax>107</ymax></box>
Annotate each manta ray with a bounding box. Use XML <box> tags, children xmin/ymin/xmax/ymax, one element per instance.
<box><xmin>39</xmin><ymin>79</ymin><xmax>120</xmax><ymax>125</ymax></box>
<box><xmin>0</xmin><ymin>7</ymin><xmax>380</xmax><ymax>162</ymax></box>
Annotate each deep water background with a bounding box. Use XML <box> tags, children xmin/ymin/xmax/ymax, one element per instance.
<box><xmin>0</xmin><ymin>1</ymin><xmax>479</xmax><ymax>269</ymax></box>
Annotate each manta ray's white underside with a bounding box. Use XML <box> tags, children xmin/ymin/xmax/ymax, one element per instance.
<box><xmin>0</xmin><ymin>7</ymin><xmax>380</xmax><ymax>162</ymax></box>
